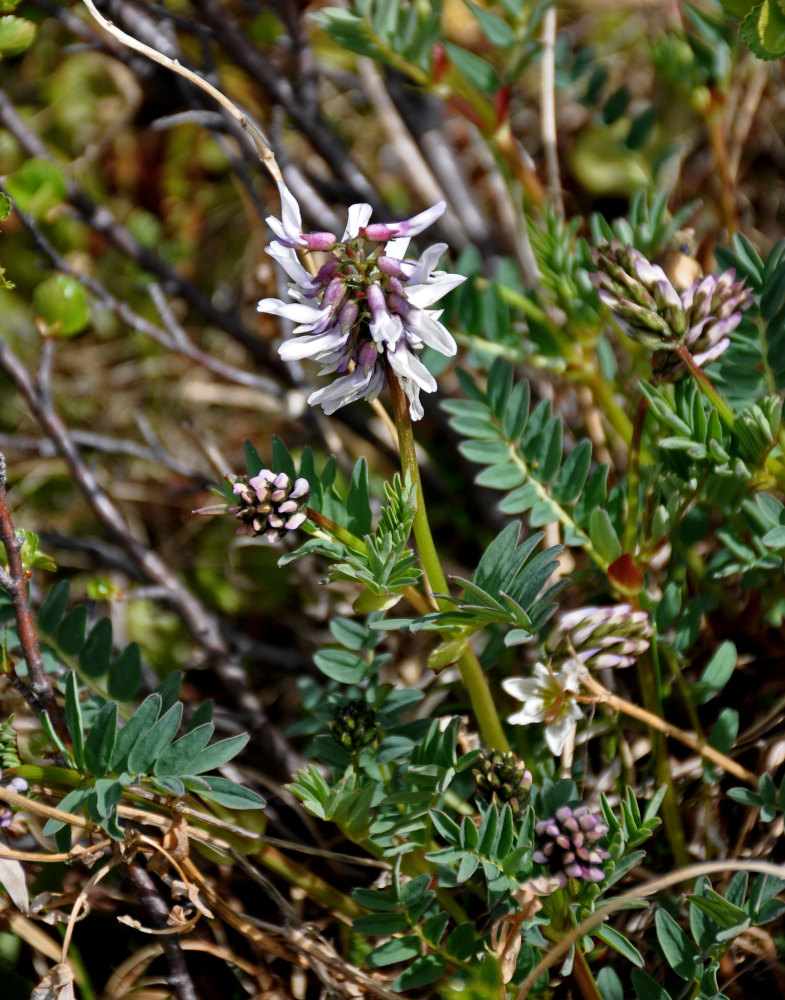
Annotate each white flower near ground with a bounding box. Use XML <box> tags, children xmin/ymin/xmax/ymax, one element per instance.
<box><xmin>502</xmin><ymin>661</ymin><xmax>585</xmax><ymax>756</ymax></box>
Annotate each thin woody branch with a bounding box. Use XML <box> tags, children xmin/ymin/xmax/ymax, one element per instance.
<box><xmin>0</xmin><ymin>455</ymin><xmax>61</xmax><ymax>725</ymax></box>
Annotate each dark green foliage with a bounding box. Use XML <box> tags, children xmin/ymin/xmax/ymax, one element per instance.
<box><xmin>444</xmin><ymin>359</ymin><xmax>620</xmax><ymax>571</ymax></box>
<box><xmin>47</xmin><ymin>672</ymin><xmax>263</xmax><ymax>840</ymax></box>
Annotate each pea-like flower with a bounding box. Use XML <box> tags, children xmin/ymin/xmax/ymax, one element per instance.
<box><xmin>590</xmin><ymin>240</ymin><xmax>751</xmax><ymax>376</ymax></box>
<box><xmin>258</xmin><ymin>181</ymin><xmax>465</xmax><ymax>420</ymax></box>
<box><xmin>546</xmin><ymin>603</ymin><xmax>652</xmax><ymax>670</ymax></box>
<box><xmin>502</xmin><ymin>661</ymin><xmax>584</xmax><ymax>756</ymax></box>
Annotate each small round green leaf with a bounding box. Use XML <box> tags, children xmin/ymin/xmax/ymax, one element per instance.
<box><xmin>33</xmin><ymin>275</ymin><xmax>90</xmax><ymax>337</ymax></box>
<box><xmin>0</xmin><ymin>15</ymin><xmax>36</xmax><ymax>56</ymax></box>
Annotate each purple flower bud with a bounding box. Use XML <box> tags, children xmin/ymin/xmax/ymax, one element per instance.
<box><xmin>300</xmin><ymin>231</ymin><xmax>338</xmax><ymax>252</ymax></box>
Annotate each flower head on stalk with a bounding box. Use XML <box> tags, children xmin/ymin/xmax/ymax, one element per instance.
<box><xmin>546</xmin><ymin>603</ymin><xmax>653</xmax><ymax>671</ymax></box>
<box><xmin>474</xmin><ymin>749</ymin><xmax>533</xmax><ymax>817</ymax></box>
<box><xmin>258</xmin><ymin>180</ymin><xmax>465</xmax><ymax>420</ymax></box>
<box><xmin>590</xmin><ymin>240</ymin><xmax>751</xmax><ymax>377</ymax></box>
<box><xmin>194</xmin><ymin>468</ymin><xmax>310</xmax><ymax>543</ymax></box>
<box><xmin>502</xmin><ymin>661</ymin><xmax>584</xmax><ymax>756</ymax></box>
<box><xmin>533</xmin><ymin>804</ymin><xmax>610</xmax><ymax>887</ymax></box>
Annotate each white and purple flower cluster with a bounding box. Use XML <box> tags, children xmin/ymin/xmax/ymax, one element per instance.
<box><xmin>195</xmin><ymin>468</ymin><xmax>310</xmax><ymax>543</ymax></box>
<box><xmin>590</xmin><ymin>240</ymin><xmax>752</xmax><ymax>374</ymax></box>
<box><xmin>547</xmin><ymin>603</ymin><xmax>652</xmax><ymax>671</ymax></box>
<box><xmin>258</xmin><ymin>181</ymin><xmax>465</xmax><ymax>420</ymax></box>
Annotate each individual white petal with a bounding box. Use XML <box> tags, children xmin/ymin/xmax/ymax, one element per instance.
<box><xmin>507</xmin><ymin>700</ymin><xmax>546</xmax><ymax>726</ymax></box>
<box><xmin>403</xmin><ymin>379</ymin><xmax>424</xmax><ymax>421</ymax></box>
<box><xmin>404</xmin><ymin>308</ymin><xmax>457</xmax><ymax>357</ymax></box>
<box><xmin>544</xmin><ymin>715</ymin><xmax>578</xmax><ymax>756</ymax></box>
<box><xmin>278</xmin><ymin>327</ymin><xmax>349</xmax><ymax>361</ymax></box>
<box><xmin>266</xmin><ymin>242</ymin><xmax>320</xmax><ymax>292</ymax></box>
<box><xmin>386</xmin><ymin>342</ymin><xmax>437</xmax><ymax>392</ymax></box>
<box><xmin>257</xmin><ymin>298</ymin><xmax>329</xmax><ymax>326</ymax></box>
<box><xmin>407</xmin><ymin>243</ymin><xmax>448</xmax><ymax>284</ymax></box>
<box><xmin>405</xmin><ymin>273</ymin><xmax>467</xmax><ymax>308</ymax></box>
<box><xmin>307</xmin><ymin>364</ymin><xmax>384</xmax><ymax>414</ymax></box>
<box><xmin>692</xmin><ymin>338</ymin><xmax>730</xmax><ymax>367</ymax></box>
<box><xmin>277</xmin><ymin>179</ymin><xmax>303</xmax><ymax>238</ymax></box>
<box><xmin>384</xmin><ymin>237</ymin><xmax>411</xmax><ymax>260</ymax></box>
<box><xmin>342</xmin><ymin>202</ymin><xmax>373</xmax><ymax>240</ymax></box>
<box><xmin>502</xmin><ymin>675</ymin><xmax>543</xmax><ymax>702</ymax></box>
<box><xmin>371</xmin><ymin>311</ymin><xmax>403</xmax><ymax>351</ymax></box>
<box><xmin>400</xmin><ymin>200</ymin><xmax>447</xmax><ymax>237</ymax></box>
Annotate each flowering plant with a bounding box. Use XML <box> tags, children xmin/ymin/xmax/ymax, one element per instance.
<box><xmin>2</xmin><ymin>3</ymin><xmax>785</xmax><ymax>1000</ymax></box>
<box><xmin>258</xmin><ymin>182</ymin><xmax>464</xmax><ymax>419</ymax></box>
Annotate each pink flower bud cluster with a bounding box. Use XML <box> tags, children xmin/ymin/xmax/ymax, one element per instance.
<box><xmin>533</xmin><ymin>804</ymin><xmax>610</xmax><ymax>886</ymax></box>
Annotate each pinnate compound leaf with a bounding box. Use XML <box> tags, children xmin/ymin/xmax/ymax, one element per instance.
<box><xmin>42</xmin><ymin>786</ymin><xmax>91</xmax><ymax>837</ymax></box>
<box><xmin>691</xmin><ymin>641</ymin><xmax>736</xmax><ymax>703</ymax></box>
<box><xmin>352</xmin><ymin>912</ymin><xmax>408</xmax><ymax>936</ymax></box>
<box><xmin>595</xmin><ymin>924</ymin><xmax>644</xmax><ymax>967</ymax></box>
<box><xmin>243</xmin><ymin>439</ymin><xmax>264</xmax><ymax>477</ymax></box>
<box><xmin>271</xmin><ymin>435</ymin><xmax>296</xmax><ymax>480</ymax></box>
<box><xmin>366</xmin><ymin>935</ymin><xmax>420</xmax><ymax>968</ymax></box>
<box><xmin>38</xmin><ymin>580</ymin><xmax>70</xmax><ymax>636</ymax></box>
<box><xmin>64</xmin><ymin>671</ymin><xmax>84</xmax><ymax>773</ymax></box>
<box><xmin>393</xmin><ymin>954</ymin><xmax>446</xmax><ymax>991</ymax></box>
<box><xmin>56</xmin><ymin>605</ymin><xmax>88</xmax><ymax>656</ymax></box>
<box><xmin>182</xmin><ymin>732</ymin><xmax>248</xmax><ymax>774</ymax></box>
<box><xmin>313</xmin><ymin>648</ymin><xmax>368</xmax><ymax>683</ymax></box>
<box><xmin>399</xmin><ymin>874</ymin><xmax>431</xmax><ymax>908</ymax></box>
<box><xmin>89</xmin><ymin>777</ymin><xmax>125</xmax><ymax>820</ymax></box>
<box><xmin>155</xmin><ymin>671</ymin><xmax>183</xmax><ymax>713</ymax></box>
<box><xmin>107</xmin><ymin>643</ymin><xmax>143</xmax><ymax>702</ymax></box>
<box><xmin>597</xmin><ymin>966</ymin><xmax>624</xmax><ymax>1000</ymax></box>
<box><xmin>654</xmin><ymin>909</ymin><xmax>701</xmax><ymax>980</ymax></box>
<box><xmin>631</xmin><ymin>968</ymin><xmax>672</xmax><ymax>1000</ymax></box>
<box><xmin>153</xmin><ymin>724</ymin><xmax>215</xmax><ymax>776</ymax></box>
<box><xmin>352</xmin><ymin>888</ymin><xmax>398</xmax><ymax>911</ymax></box>
<box><xmin>446</xmin><ymin>921</ymin><xmax>477</xmax><ymax>961</ymax></box>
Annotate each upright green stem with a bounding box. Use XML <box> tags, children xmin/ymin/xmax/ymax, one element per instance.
<box><xmin>674</xmin><ymin>344</ymin><xmax>735</xmax><ymax>426</ymax></box>
<box><xmin>385</xmin><ymin>366</ymin><xmax>509</xmax><ymax>752</ymax></box>
<box><xmin>637</xmin><ymin>644</ymin><xmax>690</xmax><ymax>869</ymax></box>
<box><xmin>577</xmin><ymin>364</ymin><xmax>634</xmax><ymax>448</ymax></box>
